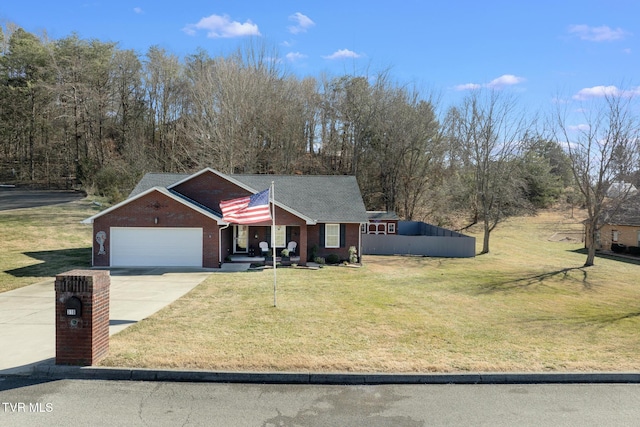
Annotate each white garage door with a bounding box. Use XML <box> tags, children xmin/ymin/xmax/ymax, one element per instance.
<box><xmin>110</xmin><ymin>227</ymin><xmax>203</xmax><ymax>267</ymax></box>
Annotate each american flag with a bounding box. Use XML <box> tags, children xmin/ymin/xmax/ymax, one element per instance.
<box><xmin>220</xmin><ymin>188</ymin><xmax>272</xmax><ymax>224</ymax></box>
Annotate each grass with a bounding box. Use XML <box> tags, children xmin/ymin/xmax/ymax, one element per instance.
<box><xmin>3</xmin><ymin>200</ymin><xmax>640</xmax><ymax>372</ymax></box>
<box><xmin>100</xmin><ymin>209</ymin><xmax>640</xmax><ymax>373</ymax></box>
<box><xmin>0</xmin><ymin>198</ymin><xmax>101</xmax><ymax>292</ymax></box>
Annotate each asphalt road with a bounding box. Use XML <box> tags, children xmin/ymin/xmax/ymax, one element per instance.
<box><xmin>1</xmin><ymin>378</ymin><xmax>639</xmax><ymax>426</ymax></box>
<box><xmin>0</xmin><ymin>188</ymin><xmax>85</xmax><ymax>211</ymax></box>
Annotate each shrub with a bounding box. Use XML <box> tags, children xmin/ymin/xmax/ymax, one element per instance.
<box><xmin>326</xmin><ymin>253</ymin><xmax>341</xmax><ymax>264</ymax></box>
<box><xmin>309</xmin><ymin>245</ymin><xmax>319</xmax><ymax>262</ymax></box>
<box><xmin>314</xmin><ymin>256</ymin><xmax>325</xmax><ymax>265</ymax></box>
<box><xmin>628</xmin><ymin>246</ymin><xmax>640</xmax><ymax>256</ymax></box>
<box><xmin>348</xmin><ymin>246</ymin><xmax>358</xmax><ymax>264</ymax></box>
<box><xmin>611</xmin><ymin>243</ymin><xmax>627</xmax><ymax>253</ymax></box>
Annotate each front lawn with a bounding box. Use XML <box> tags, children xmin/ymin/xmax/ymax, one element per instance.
<box><xmin>0</xmin><ymin>198</ymin><xmax>98</xmax><ymax>293</ymax></box>
<box><xmin>101</xmin><ymin>210</ymin><xmax>640</xmax><ymax>372</ymax></box>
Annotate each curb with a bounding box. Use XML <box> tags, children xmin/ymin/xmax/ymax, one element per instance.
<box><xmin>5</xmin><ymin>365</ymin><xmax>640</xmax><ymax>385</ymax></box>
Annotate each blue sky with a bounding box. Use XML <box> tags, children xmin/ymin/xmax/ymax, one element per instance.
<box><xmin>2</xmin><ymin>1</ymin><xmax>639</xmax><ymax>116</ymax></box>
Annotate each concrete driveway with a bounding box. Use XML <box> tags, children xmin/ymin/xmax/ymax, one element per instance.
<box><xmin>0</xmin><ymin>268</ymin><xmax>211</xmax><ymax>375</ymax></box>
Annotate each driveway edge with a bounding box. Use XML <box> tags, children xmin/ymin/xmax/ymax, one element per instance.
<box><xmin>7</xmin><ymin>365</ymin><xmax>640</xmax><ymax>384</ymax></box>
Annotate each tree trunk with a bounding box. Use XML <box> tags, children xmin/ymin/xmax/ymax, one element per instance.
<box><xmin>481</xmin><ymin>220</ymin><xmax>490</xmax><ymax>254</ymax></box>
<box><xmin>584</xmin><ymin>244</ymin><xmax>596</xmax><ymax>267</ymax></box>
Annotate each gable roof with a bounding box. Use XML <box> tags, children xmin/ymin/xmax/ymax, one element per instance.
<box><xmin>232</xmin><ymin>174</ymin><xmax>368</xmax><ymax>223</ymax></box>
<box><xmin>129</xmin><ymin>173</ymin><xmax>190</xmax><ymax>198</ymax></box>
<box><xmin>367</xmin><ymin>211</ymin><xmax>400</xmax><ymax>221</ymax></box>
<box><xmin>82</xmin><ymin>186</ymin><xmax>224</xmax><ymax>224</ymax></box>
<box><xmin>123</xmin><ymin>169</ymin><xmax>368</xmax><ymax>224</ymax></box>
<box><xmin>601</xmin><ymin>194</ymin><xmax>640</xmax><ymax>226</ymax></box>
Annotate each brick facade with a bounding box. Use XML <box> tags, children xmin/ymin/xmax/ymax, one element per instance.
<box><xmin>88</xmin><ymin>169</ymin><xmax>365</xmax><ymax>268</ymax></box>
<box><xmin>589</xmin><ymin>223</ymin><xmax>640</xmax><ymax>250</ymax></box>
<box><xmin>92</xmin><ymin>190</ymin><xmax>220</xmax><ymax>268</ymax></box>
<box><xmin>55</xmin><ymin>270</ymin><xmax>110</xmax><ymax>366</ymax></box>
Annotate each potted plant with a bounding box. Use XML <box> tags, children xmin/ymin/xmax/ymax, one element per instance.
<box><xmin>280</xmin><ymin>248</ymin><xmax>291</xmax><ymax>266</ymax></box>
<box><xmin>265</xmin><ymin>249</ymin><xmax>274</xmax><ymax>264</ymax></box>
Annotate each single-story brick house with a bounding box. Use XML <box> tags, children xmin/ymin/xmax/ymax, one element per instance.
<box><xmin>82</xmin><ymin>168</ymin><xmax>368</xmax><ymax>268</ymax></box>
<box><xmin>586</xmin><ymin>194</ymin><xmax>640</xmax><ymax>253</ymax></box>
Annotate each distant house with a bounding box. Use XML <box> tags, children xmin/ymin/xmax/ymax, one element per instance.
<box><xmin>606</xmin><ymin>181</ymin><xmax>638</xmax><ymax>199</ymax></box>
<box><xmin>585</xmin><ymin>194</ymin><xmax>640</xmax><ymax>252</ymax></box>
<box><xmin>82</xmin><ymin>168</ymin><xmax>368</xmax><ymax>268</ymax></box>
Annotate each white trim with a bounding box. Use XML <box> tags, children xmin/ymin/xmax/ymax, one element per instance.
<box><xmin>325</xmin><ymin>224</ymin><xmax>340</xmax><ymax>248</ymax></box>
<box><xmin>82</xmin><ymin>186</ymin><xmax>224</xmax><ymax>224</ymax></box>
<box><xmin>168</xmin><ymin>167</ymin><xmax>317</xmax><ymax>225</ymax></box>
<box><xmin>233</xmin><ymin>225</ymin><xmax>249</xmax><ymax>253</ymax></box>
<box><xmin>274</xmin><ymin>225</ymin><xmax>286</xmax><ymax>247</ymax></box>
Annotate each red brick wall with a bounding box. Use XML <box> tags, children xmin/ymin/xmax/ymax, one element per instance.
<box><xmin>307</xmin><ymin>223</ymin><xmax>360</xmax><ymax>262</ymax></box>
<box><xmin>55</xmin><ymin>270</ymin><xmax>110</xmax><ymax>366</ymax></box>
<box><xmin>173</xmin><ymin>170</ymin><xmax>249</xmax><ymax>211</ymax></box>
<box><xmin>92</xmin><ymin>190</ymin><xmax>220</xmax><ymax>268</ymax></box>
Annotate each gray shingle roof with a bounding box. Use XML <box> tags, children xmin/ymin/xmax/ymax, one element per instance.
<box><xmin>128</xmin><ymin>173</ymin><xmax>189</xmax><ymax>198</ymax></box>
<box><xmin>128</xmin><ymin>170</ymin><xmax>368</xmax><ymax>223</ymax></box>
<box><xmin>232</xmin><ymin>174</ymin><xmax>368</xmax><ymax>223</ymax></box>
<box><xmin>603</xmin><ymin>194</ymin><xmax>640</xmax><ymax>226</ymax></box>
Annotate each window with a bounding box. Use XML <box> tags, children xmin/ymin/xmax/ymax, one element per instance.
<box><xmin>637</xmin><ymin>230</ymin><xmax>640</xmax><ymax>247</ymax></box>
<box><xmin>274</xmin><ymin>225</ymin><xmax>286</xmax><ymax>248</ymax></box>
<box><xmin>388</xmin><ymin>222</ymin><xmax>396</xmax><ymax>234</ymax></box>
<box><xmin>325</xmin><ymin>224</ymin><xmax>340</xmax><ymax>248</ymax></box>
<box><xmin>361</xmin><ymin>223</ymin><xmax>366</xmax><ymax>234</ymax></box>
<box><xmin>612</xmin><ymin>230</ymin><xmax>619</xmax><ymax>243</ymax></box>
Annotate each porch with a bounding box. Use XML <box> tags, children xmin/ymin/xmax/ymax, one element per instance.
<box><xmin>224</xmin><ymin>224</ymin><xmax>306</xmax><ymax>266</ymax></box>
<box><xmin>226</xmin><ymin>254</ymin><xmax>302</xmax><ymax>265</ymax></box>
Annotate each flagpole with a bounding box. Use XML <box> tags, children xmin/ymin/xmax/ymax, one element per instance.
<box><xmin>271</xmin><ymin>180</ymin><xmax>277</xmax><ymax>307</ymax></box>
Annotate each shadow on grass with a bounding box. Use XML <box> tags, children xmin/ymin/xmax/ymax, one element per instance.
<box><xmin>5</xmin><ymin>248</ymin><xmax>91</xmax><ymax>277</ymax></box>
<box><xmin>570</xmin><ymin>247</ymin><xmax>640</xmax><ymax>266</ymax></box>
<box><xmin>475</xmin><ymin>266</ymin><xmax>590</xmax><ymax>294</ymax></box>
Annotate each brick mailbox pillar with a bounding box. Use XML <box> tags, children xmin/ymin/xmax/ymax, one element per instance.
<box><xmin>55</xmin><ymin>270</ymin><xmax>110</xmax><ymax>366</ymax></box>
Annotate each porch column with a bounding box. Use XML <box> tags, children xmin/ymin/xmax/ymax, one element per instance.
<box><xmin>299</xmin><ymin>225</ymin><xmax>308</xmax><ymax>266</ymax></box>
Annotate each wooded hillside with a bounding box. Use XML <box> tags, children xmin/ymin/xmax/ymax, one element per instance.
<box><xmin>0</xmin><ymin>23</ymin><xmax>582</xmax><ymax>236</ymax></box>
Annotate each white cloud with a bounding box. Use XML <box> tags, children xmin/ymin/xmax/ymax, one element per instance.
<box><xmin>286</xmin><ymin>52</ymin><xmax>307</xmax><ymax>62</ymax></box>
<box><xmin>322</xmin><ymin>49</ymin><xmax>362</xmax><ymax>60</ymax></box>
<box><xmin>183</xmin><ymin>14</ymin><xmax>261</xmax><ymax>38</ymax></box>
<box><xmin>454</xmin><ymin>83</ymin><xmax>482</xmax><ymax>91</ymax></box>
<box><xmin>487</xmin><ymin>74</ymin><xmax>526</xmax><ymax>88</ymax></box>
<box><xmin>573</xmin><ymin>85</ymin><xmax>620</xmax><ymax>100</ymax></box>
<box><xmin>568</xmin><ymin>24</ymin><xmax>629</xmax><ymax>42</ymax></box>
<box><xmin>133</xmin><ymin>7</ymin><xmax>143</xmax><ymax>14</ymax></box>
<box><xmin>288</xmin><ymin>12</ymin><xmax>315</xmax><ymax>34</ymax></box>
<box><xmin>572</xmin><ymin>85</ymin><xmax>640</xmax><ymax>100</ymax></box>
<box><xmin>454</xmin><ymin>74</ymin><xmax>525</xmax><ymax>91</ymax></box>
<box><xmin>571</xmin><ymin>85</ymin><xmax>640</xmax><ymax>100</ymax></box>
<box><xmin>568</xmin><ymin>124</ymin><xmax>590</xmax><ymax>132</ymax></box>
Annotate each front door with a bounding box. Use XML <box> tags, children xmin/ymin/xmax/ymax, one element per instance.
<box><xmin>234</xmin><ymin>225</ymin><xmax>248</xmax><ymax>253</ymax></box>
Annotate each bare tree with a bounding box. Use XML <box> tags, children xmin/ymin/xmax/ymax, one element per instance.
<box><xmin>553</xmin><ymin>90</ymin><xmax>640</xmax><ymax>266</ymax></box>
<box><xmin>448</xmin><ymin>89</ymin><xmax>535</xmax><ymax>254</ymax></box>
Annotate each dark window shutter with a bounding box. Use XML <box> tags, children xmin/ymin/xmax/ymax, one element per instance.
<box><xmin>286</xmin><ymin>226</ymin><xmax>292</xmax><ymax>245</ymax></box>
<box><xmin>319</xmin><ymin>224</ymin><xmax>325</xmax><ymax>247</ymax></box>
<box><xmin>340</xmin><ymin>224</ymin><xmax>346</xmax><ymax>248</ymax></box>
